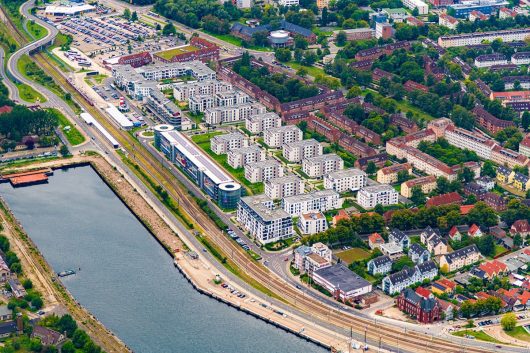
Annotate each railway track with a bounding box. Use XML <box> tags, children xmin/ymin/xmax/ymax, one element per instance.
<box><xmin>32</xmin><ymin>52</ymin><xmax>505</xmax><ymax>353</ymax></box>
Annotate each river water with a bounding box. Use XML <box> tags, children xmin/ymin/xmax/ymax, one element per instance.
<box><xmin>0</xmin><ymin>166</ymin><xmax>327</xmax><ymax>353</ymax></box>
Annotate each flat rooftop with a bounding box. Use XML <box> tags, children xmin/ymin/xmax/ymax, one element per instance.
<box><xmin>314</xmin><ymin>263</ymin><xmax>371</xmax><ymax>292</ymax></box>
<box><xmin>155</xmin><ymin>45</ymin><xmax>200</xmax><ymax>60</ymax></box>
<box><xmin>161</xmin><ymin>130</ymin><xmax>234</xmax><ymax>186</ymax></box>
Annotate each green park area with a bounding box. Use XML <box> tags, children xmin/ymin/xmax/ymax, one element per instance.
<box><xmin>15</xmin><ymin>83</ymin><xmax>46</xmax><ymax>103</ymax></box>
<box><xmin>191</xmin><ymin>132</ymin><xmax>263</xmax><ymax>195</ymax></box>
<box><xmin>505</xmin><ymin>326</ymin><xmax>530</xmax><ymax>342</ymax></box>
<box><xmin>26</xmin><ymin>20</ymin><xmax>47</xmax><ymax>40</ymax></box>
<box><xmin>48</xmin><ymin>109</ymin><xmax>86</xmax><ymax>146</ymax></box>
<box><xmin>452</xmin><ymin>330</ymin><xmax>503</xmax><ymax>344</ymax></box>
<box><xmin>335</xmin><ymin>247</ymin><xmax>371</xmax><ymax>265</ymax></box>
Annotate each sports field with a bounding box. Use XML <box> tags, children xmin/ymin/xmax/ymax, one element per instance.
<box><xmin>335</xmin><ymin>248</ymin><xmax>371</xmax><ymax>264</ymax></box>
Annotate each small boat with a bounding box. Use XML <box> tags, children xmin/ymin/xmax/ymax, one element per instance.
<box><xmin>57</xmin><ymin>269</ymin><xmax>76</xmax><ymax>277</ymax></box>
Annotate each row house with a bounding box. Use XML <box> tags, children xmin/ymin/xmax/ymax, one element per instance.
<box><xmin>438</xmin><ymin>28</ymin><xmax>530</xmax><ymax>48</ymax></box>
<box><xmin>339</xmin><ymin>134</ymin><xmax>377</xmax><ymax>158</ymax></box>
<box><xmin>382</xmin><ymin>261</ymin><xmax>438</xmax><ymax>294</ymax></box>
<box><xmin>439</xmin><ymin>245</ymin><xmax>481</xmax><ymax>272</ymax></box>
<box><xmin>355</xmin><ymin>153</ymin><xmax>388</xmax><ymax>171</ymax></box>
<box><xmin>390</xmin><ymin>114</ymin><xmax>419</xmax><ymax>134</ymax></box>
<box><xmin>472</xmin><ymin>106</ymin><xmax>515</xmax><ymax>135</ymax></box>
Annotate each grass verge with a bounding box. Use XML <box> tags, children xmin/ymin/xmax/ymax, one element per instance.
<box><xmin>452</xmin><ymin>330</ymin><xmax>504</xmax><ymax>343</ymax></box>
<box><xmin>15</xmin><ymin>83</ymin><xmax>46</xmax><ymax>103</ymax></box>
<box><xmin>48</xmin><ymin>108</ymin><xmax>86</xmax><ymax>146</ymax></box>
<box><xmin>505</xmin><ymin>326</ymin><xmax>530</xmax><ymax>342</ymax></box>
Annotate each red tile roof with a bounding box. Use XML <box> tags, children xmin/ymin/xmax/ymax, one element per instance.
<box><xmin>460</xmin><ymin>205</ymin><xmax>475</xmax><ymax>215</ymax></box>
<box><xmin>518</xmin><ymin>291</ymin><xmax>530</xmax><ymax>305</ymax></box>
<box><xmin>0</xmin><ymin>105</ymin><xmax>13</xmax><ymax>114</ymax></box>
<box><xmin>416</xmin><ymin>286</ymin><xmax>432</xmax><ymax>299</ymax></box>
<box><xmin>479</xmin><ymin>260</ymin><xmax>508</xmax><ymax>278</ymax></box>
<box><xmin>469</xmin><ymin>224</ymin><xmax>481</xmax><ymax>237</ymax></box>
<box><xmin>437</xmin><ymin>278</ymin><xmax>457</xmax><ymax>290</ymax></box>
<box><xmin>511</xmin><ymin>220</ymin><xmax>530</xmax><ymax>235</ymax></box>
<box><xmin>426</xmin><ymin>192</ymin><xmax>463</xmax><ymax>207</ymax></box>
<box><xmin>368</xmin><ymin>232</ymin><xmax>384</xmax><ymax>244</ymax></box>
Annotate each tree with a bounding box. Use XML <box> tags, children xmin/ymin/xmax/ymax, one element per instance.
<box><xmin>481</xmin><ymin>160</ymin><xmax>496</xmax><ymax>178</ymax></box>
<box><xmin>275</xmin><ymin>48</ymin><xmax>291</xmax><ymax>62</ymax></box>
<box><xmin>58</xmin><ymin>314</ymin><xmax>78</xmax><ymax>337</ymax></box>
<box><xmin>374</xmin><ymin>204</ymin><xmax>384</xmax><ymax>215</ymax></box>
<box><xmin>410</xmin><ymin>186</ymin><xmax>426</xmax><ymax>205</ymax></box>
<box><xmin>162</xmin><ymin>23</ymin><xmax>177</xmax><ymax>36</ymax></box>
<box><xmin>366</xmin><ymin>161</ymin><xmax>377</xmax><ymax>174</ymax></box>
<box><xmin>397</xmin><ymin>170</ymin><xmax>410</xmax><ymax>183</ymax></box>
<box><xmin>60</xmin><ymin>145</ymin><xmax>70</xmax><ymax>156</ymax></box>
<box><xmin>514</xmin><ymin>233</ymin><xmax>523</xmax><ymax>248</ymax></box>
<box><xmin>458</xmin><ymin>167</ymin><xmax>475</xmax><ymax>183</ymax></box>
<box><xmin>31</xmin><ymin>297</ymin><xmax>43</xmax><ymax>310</ymax></box>
<box><xmin>477</xmin><ymin>234</ymin><xmax>495</xmax><ymax>257</ymax></box>
<box><xmin>61</xmin><ymin>342</ymin><xmax>75</xmax><ymax>353</ymax></box>
<box><xmin>294</xmin><ymin>35</ymin><xmax>309</xmax><ymax>49</ymax></box>
<box><xmin>72</xmin><ymin>329</ymin><xmax>89</xmax><ymax>348</ymax></box>
<box><xmin>522</xmin><ymin>111</ymin><xmax>530</xmax><ymax>131</ymax></box>
<box><xmin>467</xmin><ymin>202</ymin><xmax>497</xmax><ymax>228</ymax></box>
<box><xmin>131</xmin><ymin>11</ymin><xmax>138</xmax><ymax>22</ymax></box>
<box><xmin>335</xmin><ymin>31</ymin><xmax>347</xmax><ymax>46</ymax></box>
<box><xmin>123</xmin><ymin>8</ymin><xmax>131</xmax><ymax>20</ymax></box>
<box><xmin>501</xmin><ymin>313</ymin><xmax>517</xmax><ymax>331</ymax></box>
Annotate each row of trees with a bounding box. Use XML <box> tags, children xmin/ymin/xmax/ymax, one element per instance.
<box><xmin>0</xmin><ymin>106</ymin><xmax>58</xmax><ymax>150</ymax></box>
<box><xmin>232</xmin><ymin>53</ymin><xmax>320</xmax><ymax>102</ymax></box>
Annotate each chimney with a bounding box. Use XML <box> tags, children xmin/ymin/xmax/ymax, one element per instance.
<box><xmin>16</xmin><ymin>313</ymin><xmax>23</xmax><ymax>334</ymax></box>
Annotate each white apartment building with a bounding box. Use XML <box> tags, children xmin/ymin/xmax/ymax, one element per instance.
<box><xmin>205</xmin><ymin>103</ymin><xmax>266</xmax><ymax>126</ymax></box>
<box><xmin>265</xmin><ymin>175</ymin><xmax>305</xmax><ymax>200</ymax></box>
<box><xmin>227</xmin><ymin>145</ymin><xmax>266</xmax><ymax>168</ymax></box>
<box><xmin>302</xmin><ymin>154</ymin><xmax>344</xmax><ymax>178</ymax></box>
<box><xmin>173</xmin><ymin>80</ymin><xmax>231</xmax><ymax>101</ymax></box>
<box><xmin>278</xmin><ymin>0</ymin><xmax>299</xmax><ymax>5</ymax></box>
<box><xmin>282</xmin><ymin>139</ymin><xmax>323</xmax><ymax>163</ymax></box>
<box><xmin>402</xmin><ymin>0</ymin><xmax>428</xmax><ymax>14</ymax></box>
<box><xmin>237</xmin><ymin>0</ymin><xmax>252</xmax><ymax>8</ymax></box>
<box><xmin>474</xmin><ymin>54</ymin><xmax>508</xmax><ymax>68</ymax></box>
<box><xmin>244</xmin><ymin>159</ymin><xmax>284</xmax><ymax>183</ymax></box>
<box><xmin>188</xmin><ymin>94</ymin><xmax>215</xmax><ymax>113</ymax></box>
<box><xmin>512</xmin><ymin>52</ymin><xmax>530</xmax><ymax>65</ymax></box>
<box><xmin>438</xmin><ymin>28</ymin><xmax>530</xmax><ymax>48</ymax></box>
<box><xmin>264</xmin><ymin>125</ymin><xmax>303</xmax><ymax>148</ymax></box>
<box><xmin>215</xmin><ymin>90</ymin><xmax>250</xmax><ymax>107</ymax></box>
<box><xmin>211</xmin><ymin>132</ymin><xmax>248</xmax><ymax>155</ymax></box>
<box><xmin>282</xmin><ymin>190</ymin><xmax>343</xmax><ymax>216</ymax></box>
<box><xmin>237</xmin><ymin>195</ymin><xmax>293</xmax><ymax>244</ymax></box>
<box><xmin>245</xmin><ymin>112</ymin><xmax>282</xmax><ymax>134</ymax></box>
<box><xmin>324</xmin><ymin>168</ymin><xmax>367</xmax><ymax>193</ymax></box>
<box><xmin>357</xmin><ymin>185</ymin><xmax>399</xmax><ymax>209</ymax></box>
<box><xmin>298</xmin><ymin>212</ymin><xmax>328</xmax><ymax>235</ymax></box>
<box><xmin>444</xmin><ymin>125</ymin><xmax>495</xmax><ymax>160</ymax></box>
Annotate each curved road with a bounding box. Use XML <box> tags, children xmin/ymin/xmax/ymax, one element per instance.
<box><xmin>5</xmin><ymin>2</ymin><xmax>524</xmax><ymax>353</ymax></box>
<box><xmin>0</xmin><ymin>47</ymin><xmax>18</xmax><ymax>100</ymax></box>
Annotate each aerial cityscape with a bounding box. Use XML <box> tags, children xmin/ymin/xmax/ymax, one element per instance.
<box><xmin>1</xmin><ymin>0</ymin><xmax>530</xmax><ymax>351</ymax></box>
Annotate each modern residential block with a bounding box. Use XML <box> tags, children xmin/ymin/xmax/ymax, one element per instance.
<box><xmin>323</xmin><ymin>168</ymin><xmax>367</xmax><ymax>193</ymax></box>
<box><xmin>265</xmin><ymin>175</ymin><xmax>305</xmax><ymax>199</ymax></box>
<box><xmin>302</xmin><ymin>154</ymin><xmax>344</xmax><ymax>178</ymax></box>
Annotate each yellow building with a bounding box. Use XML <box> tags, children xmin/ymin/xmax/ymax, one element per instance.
<box><xmin>401</xmin><ymin>175</ymin><xmax>437</xmax><ymax>198</ymax></box>
<box><xmin>512</xmin><ymin>172</ymin><xmax>530</xmax><ymax>191</ymax></box>
<box><xmin>317</xmin><ymin>0</ymin><xmax>330</xmax><ymax>9</ymax></box>
<box><xmin>376</xmin><ymin>163</ymin><xmax>412</xmax><ymax>184</ymax></box>
<box><xmin>439</xmin><ymin>245</ymin><xmax>481</xmax><ymax>272</ymax></box>
<box><xmin>496</xmin><ymin>166</ymin><xmax>514</xmax><ymax>184</ymax></box>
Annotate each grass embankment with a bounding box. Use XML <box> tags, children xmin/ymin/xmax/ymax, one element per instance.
<box><xmin>15</xmin><ymin>82</ymin><xmax>46</xmax><ymax>103</ymax></box>
<box><xmin>26</xmin><ymin>20</ymin><xmax>47</xmax><ymax>40</ymax></box>
<box><xmin>48</xmin><ymin>108</ymin><xmax>86</xmax><ymax>146</ymax></box>
<box><xmin>505</xmin><ymin>326</ymin><xmax>530</xmax><ymax>342</ymax></box>
<box><xmin>191</xmin><ymin>132</ymin><xmax>263</xmax><ymax>195</ymax></box>
<box><xmin>452</xmin><ymin>330</ymin><xmax>504</xmax><ymax>343</ymax></box>
<box><xmin>17</xmin><ymin>54</ymin><xmax>80</xmax><ymax>112</ymax></box>
<box><xmin>286</xmin><ymin>62</ymin><xmax>326</xmax><ymax>78</ymax></box>
<box><xmin>118</xmin><ymin>150</ymin><xmax>281</xmax><ymax>300</ymax></box>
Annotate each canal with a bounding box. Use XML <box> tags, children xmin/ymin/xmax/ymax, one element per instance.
<box><xmin>0</xmin><ymin>166</ymin><xmax>327</xmax><ymax>353</ymax></box>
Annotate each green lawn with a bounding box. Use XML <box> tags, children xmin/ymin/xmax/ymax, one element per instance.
<box><xmin>48</xmin><ymin>108</ymin><xmax>86</xmax><ymax>146</ymax></box>
<box><xmin>452</xmin><ymin>330</ymin><xmax>504</xmax><ymax>343</ymax></box>
<box><xmin>336</xmin><ymin>248</ymin><xmax>371</xmax><ymax>264</ymax></box>
<box><xmin>155</xmin><ymin>45</ymin><xmax>199</xmax><ymax>60</ymax></box>
<box><xmin>191</xmin><ymin>132</ymin><xmax>263</xmax><ymax>195</ymax></box>
<box><xmin>201</xmin><ymin>30</ymin><xmax>273</xmax><ymax>52</ymax></box>
<box><xmin>505</xmin><ymin>326</ymin><xmax>530</xmax><ymax>342</ymax></box>
<box><xmin>264</xmin><ymin>237</ymin><xmax>297</xmax><ymax>251</ymax></box>
<box><xmin>494</xmin><ymin>245</ymin><xmax>508</xmax><ymax>257</ymax></box>
<box><xmin>26</xmin><ymin>20</ymin><xmax>47</xmax><ymax>40</ymax></box>
<box><xmin>15</xmin><ymin>83</ymin><xmax>46</xmax><ymax>103</ymax></box>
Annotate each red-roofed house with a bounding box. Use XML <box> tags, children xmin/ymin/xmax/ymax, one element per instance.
<box><xmin>476</xmin><ymin>291</ymin><xmax>492</xmax><ymax>300</ymax></box>
<box><xmin>449</xmin><ymin>225</ymin><xmax>469</xmax><ymax>241</ymax></box>
<box><xmin>511</xmin><ymin>220</ymin><xmax>530</xmax><ymax>237</ymax></box>
<box><xmin>460</xmin><ymin>205</ymin><xmax>475</xmax><ymax>215</ymax></box>
<box><xmin>479</xmin><ymin>260</ymin><xmax>508</xmax><ymax>279</ymax></box>
<box><xmin>426</xmin><ymin>192</ymin><xmax>463</xmax><ymax>207</ymax></box>
<box><xmin>437</xmin><ymin>278</ymin><xmax>457</xmax><ymax>291</ymax></box>
<box><xmin>332</xmin><ymin>210</ymin><xmax>349</xmax><ymax>227</ymax></box>
<box><xmin>437</xmin><ymin>299</ymin><xmax>457</xmax><ymax>319</ymax></box>
<box><xmin>0</xmin><ymin>106</ymin><xmax>13</xmax><ymax>114</ymax></box>
<box><xmin>368</xmin><ymin>232</ymin><xmax>385</xmax><ymax>249</ymax></box>
<box><xmin>416</xmin><ymin>286</ymin><xmax>433</xmax><ymax>299</ymax></box>
<box><xmin>468</xmin><ymin>224</ymin><xmax>483</xmax><ymax>238</ymax></box>
<box><xmin>518</xmin><ymin>291</ymin><xmax>530</xmax><ymax>308</ymax></box>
